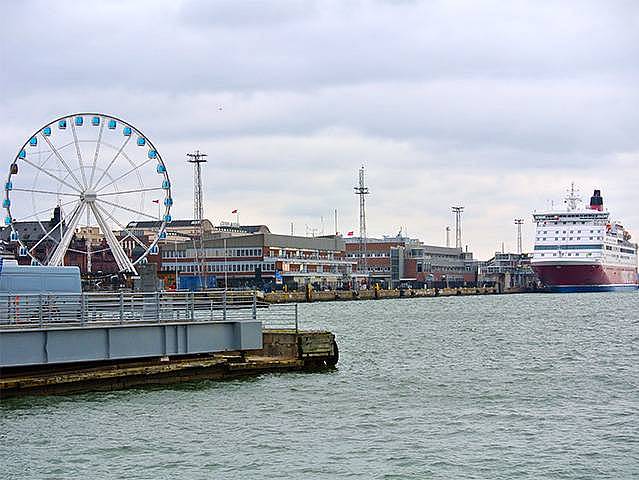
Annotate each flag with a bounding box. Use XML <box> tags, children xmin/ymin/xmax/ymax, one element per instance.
<box><xmin>347</xmin><ymin>231</ymin><xmax>354</xmax><ymax>236</ymax></box>
<box><xmin>231</xmin><ymin>209</ymin><xmax>238</xmax><ymax>214</ymax></box>
<box><xmin>152</xmin><ymin>199</ymin><xmax>160</xmax><ymax>204</ymax></box>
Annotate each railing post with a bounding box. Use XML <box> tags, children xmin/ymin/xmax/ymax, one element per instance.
<box><xmin>295</xmin><ymin>303</ymin><xmax>299</xmax><ymax>334</ymax></box>
<box><xmin>223</xmin><ymin>290</ymin><xmax>227</xmax><ymax>321</ymax></box>
<box><xmin>190</xmin><ymin>292</ymin><xmax>195</xmax><ymax>321</ymax></box>
<box><xmin>156</xmin><ymin>291</ymin><xmax>161</xmax><ymax>322</ymax></box>
<box><xmin>38</xmin><ymin>294</ymin><xmax>43</xmax><ymax>327</ymax></box>
<box><xmin>252</xmin><ymin>291</ymin><xmax>257</xmax><ymax>320</ymax></box>
<box><xmin>80</xmin><ymin>293</ymin><xmax>85</xmax><ymax>325</ymax></box>
<box><xmin>119</xmin><ymin>291</ymin><xmax>124</xmax><ymax>324</ymax></box>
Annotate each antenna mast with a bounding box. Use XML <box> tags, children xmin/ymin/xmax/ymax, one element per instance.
<box><xmin>187</xmin><ymin>150</ymin><xmax>208</xmax><ymax>289</ymax></box>
<box><xmin>187</xmin><ymin>150</ymin><xmax>208</xmax><ymax>222</ymax></box>
<box><xmin>564</xmin><ymin>182</ymin><xmax>582</xmax><ymax>211</ymax></box>
<box><xmin>514</xmin><ymin>218</ymin><xmax>524</xmax><ymax>254</ymax></box>
<box><xmin>452</xmin><ymin>206</ymin><xmax>464</xmax><ymax>249</ymax></box>
<box><xmin>445</xmin><ymin>226</ymin><xmax>451</xmax><ymax>247</ymax></box>
<box><xmin>354</xmin><ymin>166</ymin><xmax>370</xmax><ymax>277</ymax></box>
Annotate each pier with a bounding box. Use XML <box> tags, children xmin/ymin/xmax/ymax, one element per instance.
<box><xmin>0</xmin><ymin>291</ymin><xmax>338</xmax><ymax>398</ymax></box>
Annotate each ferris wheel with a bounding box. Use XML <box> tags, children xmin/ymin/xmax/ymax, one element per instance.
<box><xmin>4</xmin><ymin>113</ymin><xmax>172</xmax><ymax>274</ymax></box>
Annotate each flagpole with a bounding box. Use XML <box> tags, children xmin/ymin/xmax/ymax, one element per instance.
<box><xmin>236</xmin><ymin>211</ymin><xmax>239</xmax><ymax>226</ymax></box>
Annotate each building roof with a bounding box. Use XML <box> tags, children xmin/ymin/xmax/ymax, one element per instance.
<box><xmin>126</xmin><ymin>219</ymin><xmax>214</xmax><ymax>229</ymax></box>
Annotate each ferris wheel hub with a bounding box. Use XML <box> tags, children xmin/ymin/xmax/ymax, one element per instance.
<box><xmin>81</xmin><ymin>190</ymin><xmax>97</xmax><ymax>203</ymax></box>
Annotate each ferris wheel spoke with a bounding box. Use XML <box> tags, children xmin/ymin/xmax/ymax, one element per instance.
<box><xmin>11</xmin><ymin>188</ymin><xmax>80</xmax><ymax>197</ymax></box>
<box><xmin>29</xmin><ymin>201</ymin><xmax>81</xmax><ymax>253</ymax></box>
<box><xmin>20</xmin><ymin>156</ymin><xmax>83</xmax><ymax>194</ymax></box>
<box><xmin>95</xmin><ymin>156</ymin><xmax>154</xmax><ymax>193</ymax></box>
<box><xmin>88</xmin><ymin>202</ymin><xmax>136</xmax><ymax>273</ymax></box>
<box><xmin>88</xmin><ymin>119</ymin><xmax>105</xmax><ymax>188</ymax></box>
<box><xmin>93</xmin><ymin>201</ymin><xmax>148</xmax><ymax>250</ymax></box>
<box><xmin>14</xmin><ymin>198</ymin><xmax>79</xmax><ymax>222</ymax></box>
<box><xmin>91</xmin><ymin>135</ymin><xmax>131</xmax><ymax>190</ymax></box>
<box><xmin>70</xmin><ymin>121</ymin><xmax>88</xmax><ymax>188</ymax></box>
<box><xmin>98</xmin><ymin>187</ymin><xmax>163</xmax><ymax>197</ymax></box>
<box><xmin>48</xmin><ymin>202</ymin><xmax>86</xmax><ymax>266</ymax></box>
<box><xmin>96</xmin><ymin>197</ymin><xmax>159</xmax><ymax>221</ymax></box>
<box><xmin>41</xmin><ymin>134</ymin><xmax>85</xmax><ymax>191</ymax></box>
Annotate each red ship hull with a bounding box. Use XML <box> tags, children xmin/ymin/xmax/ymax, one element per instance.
<box><xmin>533</xmin><ymin>263</ymin><xmax>638</xmax><ymax>292</ymax></box>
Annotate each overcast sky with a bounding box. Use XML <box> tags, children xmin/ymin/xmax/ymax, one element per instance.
<box><xmin>1</xmin><ymin>0</ymin><xmax>638</xmax><ymax>259</ymax></box>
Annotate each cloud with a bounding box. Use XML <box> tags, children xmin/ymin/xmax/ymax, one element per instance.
<box><xmin>1</xmin><ymin>0</ymin><xmax>638</xmax><ymax>259</ymax></box>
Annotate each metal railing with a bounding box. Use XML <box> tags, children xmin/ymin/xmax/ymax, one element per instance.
<box><xmin>0</xmin><ymin>290</ymin><xmax>298</xmax><ymax>332</ymax></box>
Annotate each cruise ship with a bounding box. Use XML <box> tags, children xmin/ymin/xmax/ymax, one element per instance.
<box><xmin>531</xmin><ymin>186</ymin><xmax>638</xmax><ymax>292</ymax></box>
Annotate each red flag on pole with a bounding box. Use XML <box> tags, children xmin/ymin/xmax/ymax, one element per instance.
<box><xmin>231</xmin><ymin>209</ymin><xmax>238</xmax><ymax>214</ymax></box>
<box><xmin>347</xmin><ymin>231</ymin><xmax>354</xmax><ymax>236</ymax></box>
<box><xmin>152</xmin><ymin>199</ymin><xmax>160</xmax><ymax>204</ymax></box>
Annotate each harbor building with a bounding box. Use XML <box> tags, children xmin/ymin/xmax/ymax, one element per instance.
<box><xmin>479</xmin><ymin>252</ymin><xmax>538</xmax><ymax>290</ymax></box>
<box><xmin>159</xmin><ymin>232</ymin><xmax>355</xmax><ymax>290</ymax></box>
<box><xmin>345</xmin><ymin>235</ymin><xmax>478</xmax><ymax>288</ymax></box>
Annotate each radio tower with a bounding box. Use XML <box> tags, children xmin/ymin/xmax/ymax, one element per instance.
<box><xmin>514</xmin><ymin>218</ymin><xmax>524</xmax><ymax>254</ymax></box>
<box><xmin>187</xmin><ymin>150</ymin><xmax>207</xmax><ymax>222</ymax></box>
<box><xmin>354</xmin><ymin>166</ymin><xmax>370</xmax><ymax>276</ymax></box>
<box><xmin>452</xmin><ymin>206</ymin><xmax>464</xmax><ymax>249</ymax></box>
<box><xmin>187</xmin><ymin>150</ymin><xmax>208</xmax><ymax>289</ymax></box>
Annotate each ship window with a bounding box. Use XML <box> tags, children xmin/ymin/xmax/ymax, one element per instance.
<box><xmin>569</xmin><ymin>237</ymin><xmax>573</xmax><ymax>240</ymax></box>
<box><xmin>540</xmin><ymin>254</ymin><xmax>545</xmax><ymax>257</ymax></box>
<box><xmin>543</xmin><ymin>237</ymin><xmax>546</xmax><ymax>241</ymax></box>
<box><xmin>575</xmin><ymin>253</ymin><xmax>579</xmax><ymax>256</ymax></box>
<box><xmin>553</xmin><ymin>253</ymin><xmax>557</xmax><ymax>256</ymax></box>
<box><xmin>590</xmin><ymin>237</ymin><xmax>593</xmax><ymax>240</ymax></box>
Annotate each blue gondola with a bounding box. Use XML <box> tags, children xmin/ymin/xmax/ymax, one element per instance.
<box><xmin>5</xmin><ymin>216</ymin><xmax>12</xmax><ymax>225</ymax></box>
<box><xmin>92</xmin><ymin>116</ymin><xmax>100</xmax><ymax>126</ymax></box>
<box><xmin>137</xmin><ymin>137</ymin><xmax>145</xmax><ymax>146</ymax></box>
<box><xmin>43</xmin><ymin>127</ymin><xmax>51</xmax><ymax>136</ymax></box>
<box><xmin>59</xmin><ymin>119</ymin><xmax>67</xmax><ymax>129</ymax></box>
<box><xmin>31</xmin><ymin>259</ymin><xmax>39</xmax><ymax>266</ymax></box>
<box><xmin>156</xmin><ymin>164</ymin><xmax>166</xmax><ymax>173</ymax></box>
<box><xmin>159</xmin><ymin>230</ymin><xmax>167</xmax><ymax>240</ymax></box>
<box><xmin>10</xmin><ymin>231</ymin><xmax>18</xmax><ymax>242</ymax></box>
<box><xmin>148</xmin><ymin>150</ymin><xmax>157</xmax><ymax>159</ymax></box>
<box><xmin>3</xmin><ymin>199</ymin><xmax>10</xmax><ymax>208</ymax></box>
<box><xmin>108</xmin><ymin>119</ymin><xmax>117</xmax><ymax>129</ymax></box>
<box><xmin>19</xmin><ymin>246</ymin><xmax>28</xmax><ymax>257</ymax></box>
<box><xmin>164</xmin><ymin>197</ymin><xmax>173</xmax><ymax>206</ymax></box>
<box><xmin>75</xmin><ymin>116</ymin><xmax>83</xmax><ymax>126</ymax></box>
<box><xmin>5</xmin><ymin>181</ymin><xmax>12</xmax><ymax>191</ymax></box>
<box><xmin>123</xmin><ymin>126</ymin><xmax>132</xmax><ymax>136</ymax></box>
<box><xmin>10</xmin><ymin>164</ymin><xmax>18</xmax><ymax>175</ymax></box>
<box><xmin>18</xmin><ymin>150</ymin><xmax>26</xmax><ymax>159</ymax></box>
<box><xmin>164</xmin><ymin>214</ymin><xmax>172</xmax><ymax>223</ymax></box>
<box><xmin>150</xmin><ymin>244</ymin><xmax>159</xmax><ymax>255</ymax></box>
<box><xmin>162</xmin><ymin>180</ymin><xmax>170</xmax><ymax>189</ymax></box>
<box><xmin>29</xmin><ymin>137</ymin><xmax>37</xmax><ymax>147</ymax></box>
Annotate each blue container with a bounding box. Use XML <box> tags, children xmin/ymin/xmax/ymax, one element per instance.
<box><xmin>162</xmin><ymin>180</ymin><xmax>170</xmax><ymax>189</ymax></box>
<box><xmin>3</xmin><ymin>199</ymin><xmax>10</xmax><ymax>208</ymax></box>
<box><xmin>164</xmin><ymin>197</ymin><xmax>173</xmax><ymax>206</ymax></box>
<box><xmin>108</xmin><ymin>119</ymin><xmax>117</xmax><ymax>129</ymax></box>
<box><xmin>156</xmin><ymin>164</ymin><xmax>166</xmax><ymax>173</ymax></box>
<box><xmin>123</xmin><ymin>126</ymin><xmax>132</xmax><ymax>136</ymax></box>
<box><xmin>58</xmin><ymin>119</ymin><xmax>67</xmax><ymax>129</ymax></box>
<box><xmin>29</xmin><ymin>137</ymin><xmax>37</xmax><ymax>147</ymax></box>
<box><xmin>91</xmin><ymin>116</ymin><xmax>100</xmax><ymax>126</ymax></box>
<box><xmin>75</xmin><ymin>116</ymin><xmax>83</xmax><ymax>126</ymax></box>
<box><xmin>137</xmin><ymin>137</ymin><xmax>145</xmax><ymax>146</ymax></box>
<box><xmin>178</xmin><ymin>275</ymin><xmax>217</xmax><ymax>291</ymax></box>
<box><xmin>43</xmin><ymin>127</ymin><xmax>51</xmax><ymax>136</ymax></box>
<box><xmin>148</xmin><ymin>150</ymin><xmax>157</xmax><ymax>159</ymax></box>
<box><xmin>18</xmin><ymin>150</ymin><xmax>26</xmax><ymax>159</ymax></box>
<box><xmin>5</xmin><ymin>182</ymin><xmax>12</xmax><ymax>191</ymax></box>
